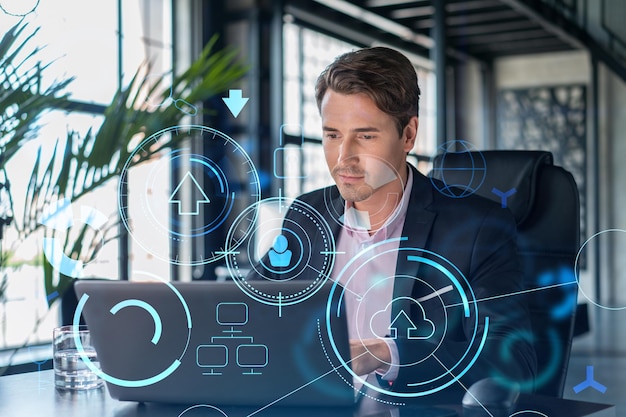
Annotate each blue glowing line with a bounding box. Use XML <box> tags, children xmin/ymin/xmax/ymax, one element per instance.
<box><xmin>163</xmin><ymin>279</ymin><xmax>192</xmax><ymax>329</ymax></box>
<box><xmin>509</xmin><ymin>411</ymin><xmax>548</xmax><ymax>417</ymax></box>
<box><xmin>407</xmin><ymin>317</ymin><xmax>489</xmax><ymax>392</ymax></box>
<box><xmin>431</xmin><ymin>167</ymin><xmax>487</xmax><ymax>171</ymax></box>
<box><xmin>245</xmin><ymin>364</ymin><xmax>341</xmax><ymax>416</ymax></box>
<box><xmin>407</xmin><ymin>255</ymin><xmax>470</xmax><ymax>317</ymax></box>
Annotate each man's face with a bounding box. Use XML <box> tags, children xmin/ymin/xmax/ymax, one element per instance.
<box><xmin>320</xmin><ymin>90</ymin><xmax>416</xmax><ymax>206</ymax></box>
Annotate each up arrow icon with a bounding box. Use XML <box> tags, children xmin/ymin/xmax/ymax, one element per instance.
<box><xmin>222</xmin><ymin>89</ymin><xmax>249</xmax><ymax>118</ymax></box>
<box><xmin>169</xmin><ymin>171</ymin><xmax>210</xmax><ymax>215</ymax></box>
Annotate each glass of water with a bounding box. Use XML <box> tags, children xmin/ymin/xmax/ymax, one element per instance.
<box><xmin>53</xmin><ymin>325</ymin><xmax>103</xmax><ymax>390</ymax></box>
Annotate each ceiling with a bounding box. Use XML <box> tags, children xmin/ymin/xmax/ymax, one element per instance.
<box><xmin>287</xmin><ymin>0</ymin><xmax>583</xmax><ymax>64</ymax></box>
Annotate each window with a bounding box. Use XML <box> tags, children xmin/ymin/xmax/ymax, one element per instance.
<box><xmin>0</xmin><ymin>1</ymin><xmax>173</xmax><ymax>363</ymax></box>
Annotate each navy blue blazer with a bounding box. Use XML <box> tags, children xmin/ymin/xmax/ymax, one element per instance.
<box><xmin>254</xmin><ymin>163</ymin><xmax>537</xmax><ymax>401</ymax></box>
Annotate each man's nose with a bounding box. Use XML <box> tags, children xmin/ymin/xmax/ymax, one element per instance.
<box><xmin>338</xmin><ymin>137</ymin><xmax>359</xmax><ymax>163</ymax></box>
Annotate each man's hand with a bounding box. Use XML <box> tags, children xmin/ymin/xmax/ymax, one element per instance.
<box><xmin>349</xmin><ymin>338</ymin><xmax>391</xmax><ymax>376</ymax></box>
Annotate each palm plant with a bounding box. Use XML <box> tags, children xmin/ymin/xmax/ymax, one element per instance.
<box><xmin>1</xmin><ymin>21</ymin><xmax>73</xmax><ymax>302</ymax></box>
<box><xmin>0</xmin><ymin>20</ymin><xmax>248</xmax><ymax>359</ymax></box>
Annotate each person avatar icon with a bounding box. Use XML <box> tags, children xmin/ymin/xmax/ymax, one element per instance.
<box><xmin>268</xmin><ymin>234</ymin><xmax>292</xmax><ymax>268</ymax></box>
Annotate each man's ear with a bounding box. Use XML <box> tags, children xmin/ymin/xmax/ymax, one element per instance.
<box><xmin>402</xmin><ymin>116</ymin><xmax>419</xmax><ymax>153</ymax></box>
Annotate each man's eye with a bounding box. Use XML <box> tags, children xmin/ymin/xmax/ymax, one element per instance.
<box><xmin>325</xmin><ymin>133</ymin><xmax>339</xmax><ymax>139</ymax></box>
<box><xmin>360</xmin><ymin>134</ymin><xmax>375</xmax><ymax>140</ymax></box>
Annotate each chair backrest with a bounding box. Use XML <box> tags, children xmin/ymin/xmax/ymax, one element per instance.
<box><xmin>430</xmin><ymin>150</ymin><xmax>580</xmax><ymax>397</ymax></box>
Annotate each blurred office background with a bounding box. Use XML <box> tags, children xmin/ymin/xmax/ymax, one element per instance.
<box><xmin>0</xmin><ymin>0</ymin><xmax>625</xmax><ymax>412</ymax></box>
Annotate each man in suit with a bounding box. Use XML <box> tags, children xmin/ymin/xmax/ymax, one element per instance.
<box><xmin>259</xmin><ymin>46</ymin><xmax>536</xmax><ymax>399</ymax></box>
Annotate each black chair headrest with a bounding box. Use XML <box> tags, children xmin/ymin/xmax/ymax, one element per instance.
<box><xmin>430</xmin><ymin>150</ymin><xmax>553</xmax><ymax>225</ymax></box>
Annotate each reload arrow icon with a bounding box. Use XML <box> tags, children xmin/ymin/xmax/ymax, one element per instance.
<box><xmin>222</xmin><ymin>89</ymin><xmax>249</xmax><ymax>117</ymax></box>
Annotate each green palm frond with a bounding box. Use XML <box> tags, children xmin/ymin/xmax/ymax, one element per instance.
<box><xmin>1</xmin><ymin>19</ymin><xmax>249</xmax><ymax>374</ymax></box>
<box><xmin>27</xmin><ymin>34</ymin><xmax>247</xmax><ymax>303</ymax></box>
<box><xmin>1</xmin><ymin>22</ymin><xmax>72</xmax><ymax>162</ymax></box>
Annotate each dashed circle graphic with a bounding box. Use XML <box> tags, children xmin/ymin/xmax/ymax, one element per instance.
<box><xmin>224</xmin><ymin>197</ymin><xmax>335</xmax><ymax>307</ymax></box>
<box><xmin>325</xmin><ymin>240</ymin><xmax>488</xmax><ymax>397</ymax></box>
<box><xmin>118</xmin><ymin>125</ymin><xmax>260</xmax><ymax>266</ymax></box>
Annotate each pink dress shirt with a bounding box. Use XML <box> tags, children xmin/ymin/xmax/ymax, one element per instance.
<box><xmin>330</xmin><ymin>166</ymin><xmax>414</xmax><ymax>383</ymax></box>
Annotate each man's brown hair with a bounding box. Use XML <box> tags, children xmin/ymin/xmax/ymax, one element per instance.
<box><xmin>315</xmin><ymin>46</ymin><xmax>420</xmax><ymax>136</ymax></box>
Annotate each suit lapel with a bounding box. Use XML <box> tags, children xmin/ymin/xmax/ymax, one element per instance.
<box><xmin>393</xmin><ymin>166</ymin><xmax>438</xmax><ymax>315</ymax></box>
<box><xmin>324</xmin><ymin>186</ymin><xmax>345</xmax><ymax>241</ymax></box>
<box><xmin>313</xmin><ymin>171</ymin><xmax>438</xmax><ymax>316</ymax></box>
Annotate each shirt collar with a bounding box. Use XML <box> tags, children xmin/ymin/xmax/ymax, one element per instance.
<box><xmin>342</xmin><ymin>164</ymin><xmax>414</xmax><ymax>241</ymax></box>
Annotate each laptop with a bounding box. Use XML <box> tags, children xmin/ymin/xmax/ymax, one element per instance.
<box><xmin>73</xmin><ymin>279</ymin><xmax>355</xmax><ymax>408</ymax></box>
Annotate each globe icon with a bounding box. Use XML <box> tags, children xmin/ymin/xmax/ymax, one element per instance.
<box><xmin>429</xmin><ymin>140</ymin><xmax>487</xmax><ymax>198</ymax></box>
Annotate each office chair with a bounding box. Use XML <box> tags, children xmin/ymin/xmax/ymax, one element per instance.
<box><xmin>430</xmin><ymin>150</ymin><xmax>580</xmax><ymax>397</ymax></box>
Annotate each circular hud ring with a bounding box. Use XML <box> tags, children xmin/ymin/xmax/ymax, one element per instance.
<box><xmin>326</xmin><ymin>240</ymin><xmax>488</xmax><ymax>397</ymax></box>
<box><xmin>118</xmin><ymin>124</ymin><xmax>260</xmax><ymax>266</ymax></box>
<box><xmin>72</xmin><ymin>272</ymin><xmax>192</xmax><ymax>387</ymax></box>
<box><xmin>224</xmin><ymin>196</ymin><xmax>335</xmax><ymax>307</ymax></box>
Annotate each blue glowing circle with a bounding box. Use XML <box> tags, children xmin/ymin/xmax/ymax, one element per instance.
<box><xmin>224</xmin><ymin>197</ymin><xmax>335</xmax><ymax>307</ymax></box>
<box><xmin>429</xmin><ymin>140</ymin><xmax>487</xmax><ymax>198</ymax></box>
<box><xmin>72</xmin><ymin>272</ymin><xmax>192</xmax><ymax>388</ymax></box>
<box><xmin>325</xmin><ymin>239</ymin><xmax>489</xmax><ymax>397</ymax></box>
<box><xmin>118</xmin><ymin>125</ymin><xmax>260</xmax><ymax>266</ymax></box>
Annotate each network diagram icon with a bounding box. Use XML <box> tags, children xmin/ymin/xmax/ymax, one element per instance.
<box><xmin>196</xmin><ymin>302</ymin><xmax>268</xmax><ymax>376</ymax></box>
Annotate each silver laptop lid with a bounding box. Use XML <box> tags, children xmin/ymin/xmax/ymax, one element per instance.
<box><xmin>73</xmin><ymin>280</ymin><xmax>354</xmax><ymax>407</ymax></box>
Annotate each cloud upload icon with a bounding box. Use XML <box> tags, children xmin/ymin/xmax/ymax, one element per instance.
<box><xmin>369</xmin><ymin>297</ymin><xmax>436</xmax><ymax>340</ymax></box>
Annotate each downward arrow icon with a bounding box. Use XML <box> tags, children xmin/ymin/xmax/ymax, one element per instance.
<box><xmin>222</xmin><ymin>89</ymin><xmax>249</xmax><ymax>117</ymax></box>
